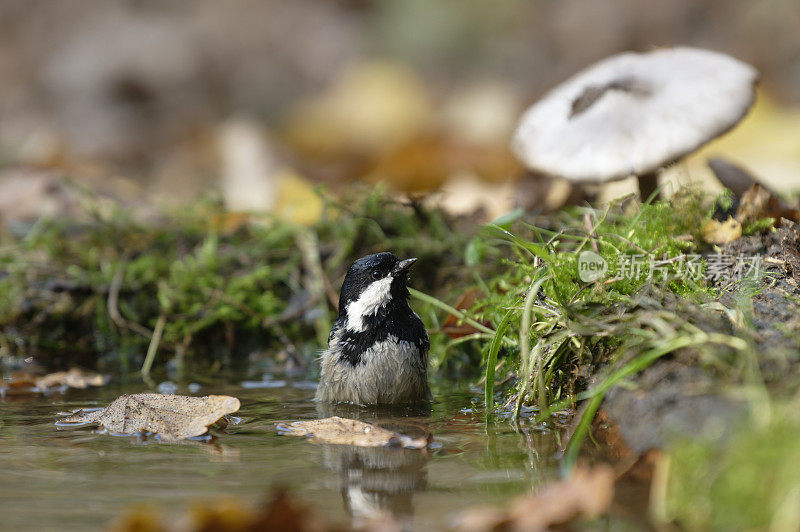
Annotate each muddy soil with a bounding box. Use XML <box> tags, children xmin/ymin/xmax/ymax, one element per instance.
<box><xmin>604</xmin><ymin>223</ymin><xmax>800</xmax><ymax>452</ymax></box>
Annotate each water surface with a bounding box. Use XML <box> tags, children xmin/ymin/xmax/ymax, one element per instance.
<box><xmin>0</xmin><ymin>380</ymin><xmax>571</xmax><ymax>530</ymax></box>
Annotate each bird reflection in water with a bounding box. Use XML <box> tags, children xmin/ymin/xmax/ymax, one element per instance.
<box><xmin>315</xmin><ymin>402</ymin><xmax>433</xmax><ymax>529</ymax></box>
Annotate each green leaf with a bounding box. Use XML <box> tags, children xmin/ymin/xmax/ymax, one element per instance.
<box><xmin>489</xmin><ymin>208</ymin><xmax>524</xmax><ymax>229</ymax></box>
<box><xmin>485</xmin><ymin>309</ymin><xmax>515</xmax><ymax>412</ymax></box>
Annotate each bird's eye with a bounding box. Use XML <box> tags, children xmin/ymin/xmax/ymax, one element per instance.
<box><xmin>371</xmin><ymin>269</ymin><xmax>381</xmax><ymax>280</ymax></box>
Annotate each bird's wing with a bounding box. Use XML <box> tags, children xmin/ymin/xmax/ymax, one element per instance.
<box><xmin>411</xmin><ymin>311</ymin><xmax>430</xmax><ymax>353</ymax></box>
<box><xmin>328</xmin><ymin>318</ymin><xmax>343</xmax><ymax>346</ymax></box>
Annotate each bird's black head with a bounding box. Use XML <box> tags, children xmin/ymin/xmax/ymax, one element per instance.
<box><xmin>338</xmin><ymin>252</ymin><xmax>417</xmax><ymax>324</ymax></box>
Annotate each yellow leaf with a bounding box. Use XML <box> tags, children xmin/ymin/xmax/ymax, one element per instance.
<box><xmin>275</xmin><ymin>169</ymin><xmax>324</xmax><ymax>226</ymax></box>
<box><xmin>285</xmin><ymin>61</ymin><xmax>432</xmax><ymax>157</ymax></box>
<box><xmin>702</xmin><ymin>216</ymin><xmax>742</xmax><ymax>244</ymax></box>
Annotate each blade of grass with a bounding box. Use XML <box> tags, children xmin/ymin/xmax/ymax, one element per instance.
<box><xmin>515</xmin><ymin>273</ymin><xmax>551</xmax><ymax>420</ymax></box>
<box><xmin>409</xmin><ymin>288</ymin><xmax>495</xmax><ymax>335</ymax></box>
<box><xmin>485</xmin><ymin>309</ymin><xmax>515</xmax><ymax>412</ymax></box>
<box><xmin>487</xmin><ymin>225</ymin><xmax>551</xmax><ymax>263</ymax></box>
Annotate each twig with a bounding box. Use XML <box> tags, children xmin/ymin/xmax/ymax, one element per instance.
<box><xmin>575</xmin><ymin>204</ymin><xmax>611</xmax><ymax>253</ymax></box>
<box><xmin>141</xmin><ymin>313</ymin><xmax>166</xmax><ymax>384</ymax></box>
<box><xmin>272</xmin><ymin>322</ymin><xmax>307</xmax><ymax>370</ymax></box>
<box><xmin>321</xmin><ymin>273</ymin><xmax>340</xmax><ymax>309</ymax></box>
<box><xmin>583</xmin><ymin>212</ymin><xmax>599</xmax><ymax>252</ymax></box>
<box><xmin>604</xmin><ymin>233</ymin><xmax>650</xmax><ymax>255</ymax></box>
<box><xmin>107</xmin><ymin>262</ymin><xmax>125</xmax><ymax>327</ymax></box>
<box><xmin>107</xmin><ymin>260</ymin><xmax>153</xmax><ymax>338</ymax></box>
<box><xmin>295</xmin><ymin>229</ymin><xmax>332</xmax><ymax>346</ymax></box>
<box><xmin>203</xmin><ymin>287</ymin><xmax>307</xmax><ymax>368</ymax></box>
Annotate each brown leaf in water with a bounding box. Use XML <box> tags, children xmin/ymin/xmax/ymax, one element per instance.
<box><xmin>61</xmin><ymin>393</ymin><xmax>240</xmax><ymax>442</ymax></box>
<box><xmin>453</xmin><ymin>465</ymin><xmax>615</xmax><ymax>532</ymax></box>
<box><xmin>249</xmin><ymin>488</ymin><xmax>341</xmax><ymax>532</ymax></box>
<box><xmin>36</xmin><ymin>367</ymin><xmax>107</xmax><ymax>391</ymax></box>
<box><xmin>702</xmin><ymin>216</ymin><xmax>742</xmax><ymax>244</ymax></box>
<box><xmin>0</xmin><ymin>372</ymin><xmax>39</xmax><ymax>397</ymax></box>
<box><xmin>2</xmin><ymin>367</ymin><xmax>107</xmax><ymax>397</ymax></box>
<box><xmin>278</xmin><ymin>416</ymin><xmax>429</xmax><ymax>449</ymax></box>
<box><xmin>111</xmin><ymin>488</ymin><xmax>344</xmax><ymax>532</ymax></box>
<box><xmin>108</xmin><ymin>506</ymin><xmax>168</xmax><ymax>532</ymax></box>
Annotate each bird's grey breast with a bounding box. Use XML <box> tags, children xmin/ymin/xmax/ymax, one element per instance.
<box><xmin>318</xmin><ymin>333</ymin><xmax>429</xmax><ymax>403</ymax></box>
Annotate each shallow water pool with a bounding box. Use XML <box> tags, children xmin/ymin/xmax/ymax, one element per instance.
<box><xmin>0</xmin><ymin>379</ymin><xmax>581</xmax><ymax>530</ymax></box>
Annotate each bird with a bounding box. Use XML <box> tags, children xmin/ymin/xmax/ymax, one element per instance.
<box><xmin>315</xmin><ymin>252</ymin><xmax>431</xmax><ymax>404</ymax></box>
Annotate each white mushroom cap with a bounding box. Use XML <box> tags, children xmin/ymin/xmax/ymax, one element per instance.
<box><xmin>512</xmin><ymin>47</ymin><xmax>759</xmax><ymax>183</ymax></box>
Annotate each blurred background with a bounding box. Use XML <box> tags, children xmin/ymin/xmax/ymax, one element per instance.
<box><xmin>1</xmin><ymin>0</ymin><xmax>799</xmax><ymax>223</ymax></box>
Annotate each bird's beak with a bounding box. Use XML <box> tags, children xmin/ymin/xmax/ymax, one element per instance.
<box><xmin>393</xmin><ymin>258</ymin><xmax>417</xmax><ymax>276</ymax></box>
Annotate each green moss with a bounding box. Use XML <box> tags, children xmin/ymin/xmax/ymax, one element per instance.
<box><xmin>743</xmin><ymin>217</ymin><xmax>776</xmax><ymax>235</ymax></box>
<box><xmin>414</xmin><ymin>188</ymin><xmax>767</xmax><ymax>461</ymax></box>
<box><xmin>0</xmin><ymin>185</ymin><xmax>471</xmax><ymax>371</ymax></box>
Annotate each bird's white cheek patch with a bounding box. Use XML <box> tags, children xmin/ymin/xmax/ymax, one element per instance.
<box><xmin>345</xmin><ymin>276</ymin><xmax>393</xmax><ymax>332</ymax></box>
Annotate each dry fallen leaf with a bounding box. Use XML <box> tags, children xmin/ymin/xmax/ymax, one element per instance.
<box><xmin>708</xmin><ymin>158</ymin><xmax>799</xmax><ymax>228</ymax></box>
<box><xmin>0</xmin><ymin>373</ymin><xmax>39</xmax><ymax>397</ymax></box>
<box><xmin>453</xmin><ymin>465</ymin><xmax>615</xmax><ymax>532</ymax></box>
<box><xmin>108</xmin><ymin>505</ymin><xmax>168</xmax><ymax>532</ymax></box>
<box><xmin>278</xmin><ymin>416</ymin><xmax>429</xmax><ymax>450</ymax></box>
<box><xmin>2</xmin><ymin>367</ymin><xmax>107</xmax><ymax>397</ymax></box>
<box><xmin>110</xmin><ymin>488</ymin><xmax>344</xmax><ymax>532</ymax></box>
<box><xmin>734</xmin><ymin>183</ymin><xmax>799</xmax><ymax>227</ymax></box>
<box><xmin>440</xmin><ymin>288</ymin><xmax>488</xmax><ymax>339</ymax></box>
<box><xmin>735</xmin><ymin>183</ymin><xmax>773</xmax><ymax>226</ymax></box>
<box><xmin>702</xmin><ymin>216</ymin><xmax>742</xmax><ymax>244</ymax></box>
<box><xmin>60</xmin><ymin>393</ymin><xmax>240</xmax><ymax>442</ymax></box>
<box><xmin>36</xmin><ymin>367</ymin><xmax>107</xmax><ymax>391</ymax></box>
<box><xmin>0</xmin><ymin>169</ymin><xmax>81</xmax><ymax>224</ymax></box>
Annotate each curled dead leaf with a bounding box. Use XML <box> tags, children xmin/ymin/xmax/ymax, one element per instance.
<box><xmin>453</xmin><ymin>465</ymin><xmax>615</xmax><ymax>532</ymax></box>
<box><xmin>2</xmin><ymin>367</ymin><xmax>107</xmax><ymax>397</ymax></box>
<box><xmin>0</xmin><ymin>373</ymin><xmax>39</xmax><ymax>397</ymax></box>
<box><xmin>110</xmin><ymin>488</ymin><xmax>344</xmax><ymax>532</ymax></box>
<box><xmin>702</xmin><ymin>216</ymin><xmax>742</xmax><ymax>244</ymax></box>
<box><xmin>58</xmin><ymin>393</ymin><xmax>240</xmax><ymax>442</ymax></box>
<box><xmin>735</xmin><ymin>183</ymin><xmax>773</xmax><ymax>226</ymax></box>
<box><xmin>709</xmin><ymin>158</ymin><xmax>799</xmax><ymax>227</ymax></box>
<box><xmin>36</xmin><ymin>367</ymin><xmax>107</xmax><ymax>391</ymax></box>
<box><xmin>278</xmin><ymin>416</ymin><xmax>430</xmax><ymax>450</ymax></box>
<box><xmin>735</xmin><ymin>183</ymin><xmax>799</xmax><ymax>227</ymax></box>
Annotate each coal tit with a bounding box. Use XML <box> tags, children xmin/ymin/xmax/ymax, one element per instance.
<box><xmin>315</xmin><ymin>252</ymin><xmax>431</xmax><ymax>404</ymax></box>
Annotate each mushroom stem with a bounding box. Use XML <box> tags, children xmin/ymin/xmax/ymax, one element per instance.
<box><xmin>637</xmin><ymin>171</ymin><xmax>659</xmax><ymax>202</ymax></box>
